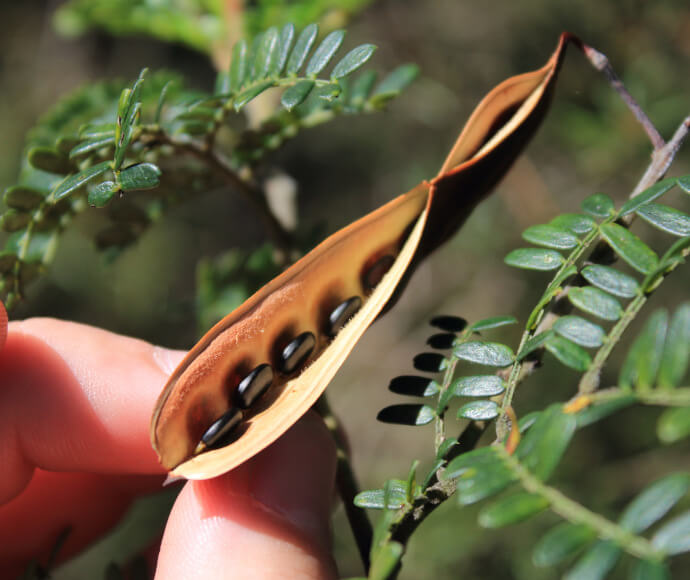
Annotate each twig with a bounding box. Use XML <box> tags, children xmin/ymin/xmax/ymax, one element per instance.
<box><xmin>314</xmin><ymin>395</ymin><xmax>373</xmax><ymax>573</ymax></box>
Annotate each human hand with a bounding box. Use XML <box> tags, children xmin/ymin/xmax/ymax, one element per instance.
<box><xmin>0</xmin><ymin>308</ymin><xmax>337</xmax><ymax>578</ymax></box>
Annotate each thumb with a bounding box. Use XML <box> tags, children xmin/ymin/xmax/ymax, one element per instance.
<box><xmin>155</xmin><ymin>410</ymin><xmax>338</xmax><ymax>579</ymax></box>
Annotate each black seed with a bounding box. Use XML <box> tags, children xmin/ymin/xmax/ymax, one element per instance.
<box><xmin>200</xmin><ymin>407</ymin><xmax>243</xmax><ymax>449</ymax></box>
<box><xmin>327</xmin><ymin>296</ymin><xmax>362</xmax><ymax>337</ymax></box>
<box><xmin>234</xmin><ymin>363</ymin><xmax>274</xmax><ymax>409</ymax></box>
<box><xmin>430</xmin><ymin>315</ymin><xmax>467</xmax><ymax>333</ymax></box>
<box><xmin>427</xmin><ymin>332</ymin><xmax>456</xmax><ymax>350</ymax></box>
<box><xmin>413</xmin><ymin>352</ymin><xmax>446</xmax><ymax>373</ymax></box>
<box><xmin>279</xmin><ymin>331</ymin><xmax>316</xmax><ymax>374</ymax></box>
<box><xmin>389</xmin><ymin>375</ymin><xmax>439</xmax><ymax>397</ymax></box>
<box><xmin>362</xmin><ymin>254</ymin><xmax>395</xmax><ymax>290</ymax></box>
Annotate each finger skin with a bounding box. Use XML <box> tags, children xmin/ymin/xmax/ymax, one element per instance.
<box><xmin>0</xmin><ymin>318</ymin><xmax>184</xmax><ymax>573</ymax></box>
<box><xmin>156</xmin><ymin>411</ymin><xmax>338</xmax><ymax>580</ymax></box>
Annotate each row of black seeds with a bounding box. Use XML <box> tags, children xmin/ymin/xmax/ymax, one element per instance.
<box><xmin>197</xmin><ymin>294</ymin><xmax>367</xmax><ymax>453</ymax></box>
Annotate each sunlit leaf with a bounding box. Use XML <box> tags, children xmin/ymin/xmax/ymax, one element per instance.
<box><xmin>229</xmin><ymin>39</ymin><xmax>248</xmax><ymax>92</ymax></box>
<box><xmin>505</xmin><ymin>248</ymin><xmax>564</xmax><ymax>270</ymax></box>
<box><xmin>454</xmin><ymin>341</ymin><xmax>514</xmax><ymax>367</ymax></box>
<box><xmin>619</xmin><ymin>178</ymin><xmax>677</xmax><ymax>216</ymax></box>
<box><xmin>581</xmin><ymin>265</ymin><xmax>639</xmax><ymax>298</ymax></box>
<box><xmin>52</xmin><ymin>161</ymin><xmax>111</xmax><ymax>201</ymax></box>
<box><xmin>281</xmin><ymin>80</ymin><xmax>314</xmax><ymax>110</ymax></box>
<box><xmin>522</xmin><ymin>224</ymin><xmax>579</xmax><ymax>249</ymax></box>
<box><xmin>553</xmin><ymin>316</ymin><xmax>605</xmax><ymax>348</ymax></box>
<box><xmin>332</xmin><ymin>44</ymin><xmax>376</xmax><ymax>79</ymax></box>
<box><xmin>637</xmin><ymin>203</ymin><xmax>690</xmax><ymax>236</ymax></box>
<box><xmin>453</xmin><ymin>375</ymin><xmax>506</xmax><ymax>398</ymax></box>
<box><xmin>568</xmin><ymin>286</ymin><xmax>622</xmax><ymax>321</ymax></box>
<box><xmin>550</xmin><ymin>213</ymin><xmax>597</xmax><ymax>234</ymax></box>
<box><xmin>306</xmin><ymin>30</ymin><xmax>345</xmax><ymax>76</ymax></box>
<box><xmin>581</xmin><ymin>193</ymin><xmax>614</xmax><ymax>218</ymax></box>
<box><xmin>118</xmin><ymin>162</ymin><xmax>161</xmax><ymax>191</ymax></box>
<box><xmin>600</xmin><ymin>223</ymin><xmax>659</xmax><ymax>274</ymax></box>
<box><xmin>469</xmin><ymin>315</ymin><xmax>517</xmax><ymax>331</ymax></box>
<box><xmin>651</xmin><ymin>510</ymin><xmax>690</xmax><ymax>555</ymax></box>
<box><xmin>286</xmin><ymin>23</ymin><xmax>318</xmax><ymax>74</ymax></box>
<box><xmin>458</xmin><ymin>400</ymin><xmax>500</xmax><ymax>421</ymax></box>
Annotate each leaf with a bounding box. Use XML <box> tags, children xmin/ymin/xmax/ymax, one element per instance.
<box><xmin>651</xmin><ymin>510</ymin><xmax>690</xmax><ymax>555</ymax></box>
<box><xmin>376</xmin><ymin>404</ymin><xmax>435</xmax><ymax>426</ymax></box>
<box><xmin>3</xmin><ymin>186</ymin><xmax>45</xmax><ymax>210</ymax></box>
<box><xmin>553</xmin><ymin>316</ymin><xmax>605</xmax><ymax>348</ymax></box>
<box><xmin>533</xmin><ymin>523</ymin><xmax>595</xmax><ymax>567</ymax></box>
<box><xmin>618</xmin><ymin>309</ymin><xmax>668</xmax><ymax>390</ymax></box>
<box><xmin>581</xmin><ymin>193</ymin><xmax>614</xmax><ymax>218</ymax></box>
<box><xmin>118</xmin><ymin>163</ymin><xmax>161</xmax><ymax>191</ymax></box>
<box><xmin>80</xmin><ymin>123</ymin><xmax>116</xmax><ymax>139</ymax></box>
<box><xmin>354</xmin><ymin>480</ymin><xmax>411</xmax><ymax>509</ymax></box>
<box><xmin>600</xmin><ymin>223</ymin><xmax>659</xmax><ymax>274</ymax></box>
<box><xmin>619</xmin><ymin>473</ymin><xmax>690</xmax><ymax>533</ymax></box>
<box><xmin>456</xmin><ymin>461</ymin><xmax>515</xmax><ymax>505</ymax></box>
<box><xmin>517</xmin><ymin>330</ymin><xmax>554</xmax><ymax>360</ymax></box>
<box><xmin>517</xmin><ymin>405</ymin><xmax>576</xmax><ymax>480</ymax></box>
<box><xmin>522</xmin><ymin>224</ymin><xmax>579</xmax><ymax>249</ymax></box>
<box><xmin>505</xmin><ymin>248</ymin><xmax>564</xmax><ymax>270</ymax></box>
<box><xmin>453</xmin><ymin>375</ymin><xmax>506</xmax><ymax>397</ymax></box>
<box><xmin>388</xmin><ymin>375</ymin><xmax>440</xmax><ymax>397</ymax></box>
<box><xmin>52</xmin><ymin>161</ymin><xmax>111</xmax><ymax>201</ymax></box>
<box><xmin>458</xmin><ymin>400</ymin><xmax>500</xmax><ymax>421</ymax></box>
<box><xmin>287</xmin><ymin>23</ymin><xmax>319</xmax><ymax>74</ymax></box>
<box><xmin>69</xmin><ymin>136</ymin><xmax>115</xmax><ymax>158</ymax></box>
<box><xmin>526</xmin><ymin>264</ymin><xmax>578</xmax><ymax>329</ymax></box>
<box><xmin>454</xmin><ymin>341</ymin><xmax>514</xmax><ymax>367</ymax></box>
<box><xmin>233</xmin><ymin>80</ymin><xmax>275</xmax><ymax>111</ymax></box>
<box><xmin>229</xmin><ymin>39</ymin><xmax>249</xmax><ymax>92</ymax></box>
<box><xmin>0</xmin><ymin>210</ymin><xmax>31</xmax><ymax>232</ymax></box>
<box><xmin>469</xmin><ymin>315</ymin><xmax>517</xmax><ymax>331</ymax></box>
<box><xmin>657</xmin><ymin>407</ymin><xmax>690</xmax><ymax>444</ymax></box>
<box><xmin>444</xmin><ymin>447</ymin><xmax>501</xmax><ymax>480</ymax></box>
<box><xmin>678</xmin><ymin>175</ymin><xmax>690</xmax><ymax>193</ymax></box>
<box><xmin>574</xmin><ymin>396</ymin><xmax>636</xmax><ymax>428</ymax></box>
<box><xmin>479</xmin><ymin>492</ymin><xmax>549</xmax><ymax>528</ymax></box>
<box><xmin>659</xmin><ymin>236</ymin><xmax>690</xmax><ymax>269</ymax></box>
<box><xmin>370</xmin><ymin>64</ymin><xmax>419</xmax><ymax>103</ymax></box>
<box><xmin>88</xmin><ymin>181</ymin><xmax>118</xmax><ymax>207</ymax></box>
<box><xmin>629</xmin><ymin>560</ymin><xmax>670</xmax><ymax>580</ymax></box>
<box><xmin>270</xmin><ymin>24</ymin><xmax>295</xmax><ymax>77</ymax></box>
<box><xmin>28</xmin><ymin>147</ymin><xmax>73</xmax><ymax>174</ymax></box>
<box><xmin>253</xmin><ymin>27</ymin><xmax>279</xmax><ymax>80</ymax></box>
<box><xmin>568</xmin><ymin>286</ymin><xmax>623</xmax><ymax>321</ymax></box>
<box><xmin>281</xmin><ymin>80</ymin><xmax>315</xmax><ymax>111</ymax></box>
<box><xmin>550</xmin><ymin>213</ymin><xmax>597</xmax><ymax>234</ymax></box>
<box><xmin>564</xmin><ymin>541</ymin><xmax>621</xmax><ymax>580</ymax></box>
<box><xmin>581</xmin><ymin>264</ymin><xmax>639</xmax><ymax>298</ymax></box>
<box><xmin>369</xmin><ymin>541</ymin><xmax>403</xmax><ymax>580</ymax></box>
<box><xmin>637</xmin><ymin>203</ymin><xmax>690</xmax><ymax>237</ymax></box>
<box><xmin>332</xmin><ymin>44</ymin><xmax>376</xmax><ymax>79</ymax></box>
<box><xmin>619</xmin><ymin>178</ymin><xmax>677</xmax><ymax>216</ymax></box>
<box><xmin>349</xmin><ymin>70</ymin><xmax>378</xmax><ymax>105</ymax></box>
<box><xmin>545</xmin><ymin>334</ymin><xmax>591</xmax><ymax>371</ymax></box>
<box><xmin>430</xmin><ymin>315</ymin><xmax>467</xmax><ymax>332</ymax></box>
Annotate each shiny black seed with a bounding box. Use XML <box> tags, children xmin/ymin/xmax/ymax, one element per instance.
<box><xmin>413</xmin><ymin>352</ymin><xmax>446</xmax><ymax>373</ymax></box>
<box><xmin>430</xmin><ymin>315</ymin><xmax>467</xmax><ymax>333</ymax></box>
<box><xmin>234</xmin><ymin>363</ymin><xmax>274</xmax><ymax>409</ymax></box>
<box><xmin>279</xmin><ymin>331</ymin><xmax>316</xmax><ymax>374</ymax></box>
<box><xmin>327</xmin><ymin>296</ymin><xmax>362</xmax><ymax>337</ymax></box>
<box><xmin>201</xmin><ymin>407</ymin><xmax>243</xmax><ymax>449</ymax></box>
<box><xmin>427</xmin><ymin>332</ymin><xmax>456</xmax><ymax>350</ymax></box>
<box><xmin>362</xmin><ymin>254</ymin><xmax>395</xmax><ymax>290</ymax></box>
<box><xmin>389</xmin><ymin>375</ymin><xmax>439</xmax><ymax>397</ymax></box>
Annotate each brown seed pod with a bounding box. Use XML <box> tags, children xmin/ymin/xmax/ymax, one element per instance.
<box><xmin>151</xmin><ymin>34</ymin><xmax>573</xmax><ymax>480</ymax></box>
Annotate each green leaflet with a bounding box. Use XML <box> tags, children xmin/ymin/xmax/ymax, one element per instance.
<box><xmin>600</xmin><ymin>223</ymin><xmax>659</xmax><ymax>274</ymax></box>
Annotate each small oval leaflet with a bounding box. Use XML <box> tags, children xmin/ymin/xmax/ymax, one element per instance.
<box><xmin>553</xmin><ymin>315</ymin><xmax>605</xmax><ymax>348</ymax></box>
<box><xmin>118</xmin><ymin>163</ymin><xmax>161</xmax><ymax>192</ymax></box>
<box><xmin>568</xmin><ymin>286</ymin><xmax>622</xmax><ymax>321</ymax></box>
<box><xmin>544</xmin><ymin>334</ymin><xmax>591</xmax><ymax>371</ymax></box>
<box><xmin>454</xmin><ymin>375</ymin><xmax>506</xmax><ymax>397</ymax></box>
<box><xmin>454</xmin><ymin>341</ymin><xmax>514</xmax><ymax>367</ymax></box>
<box><xmin>581</xmin><ymin>264</ymin><xmax>639</xmax><ymax>298</ymax></box>
<box><xmin>332</xmin><ymin>44</ymin><xmax>377</xmax><ymax>79</ymax></box>
<box><xmin>600</xmin><ymin>223</ymin><xmax>659</xmax><ymax>275</ymax></box>
<box><xmin>306</xmin><ymin>29</ymin><xmax>346</xmax><ymax>76</ymax></box>
<box><xmin>522</xmin><ymin>224</ymin><xmax>579</xmax><ymax>249</ymax></box>
<box><xmin>458</xmin><ymin>400</ymin><xmax>500</xmax><ymax>421</ymax></box>
<box><xmin>636</xmin><ymin>203</ymin><xmax>690</xmax><ymax>237</ymax></box>
<box><xmin>550</xmin><ymin>213</ymin><xmax>596</xmax><ymax>234</ymax></box>
<box><xmin>581</xmin><ymin>193</ymin><xmax>614</xmax><ymax>218</ymax></box>
<box><xmin>505</xmin><ymin>248</ymin><xmax>564</xmax><ymax>271</ymax></box>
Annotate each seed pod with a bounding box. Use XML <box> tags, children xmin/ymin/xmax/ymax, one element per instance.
<box><xmin>151</xmin><ymin>34</ymin><xmax>573</xmax><ymax>479</ymax></box>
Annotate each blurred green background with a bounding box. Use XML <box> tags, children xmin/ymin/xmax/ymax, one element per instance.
<box><xmin>1</xmin><ymin>1</ymin><xmax>689</xmax><ymax>578</ymax></box>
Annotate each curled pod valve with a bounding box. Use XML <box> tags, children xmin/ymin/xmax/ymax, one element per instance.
<box><xmin>151</xmin><ymin>34</ymin><xmax>573</xmax><ymax>480</ymax></box>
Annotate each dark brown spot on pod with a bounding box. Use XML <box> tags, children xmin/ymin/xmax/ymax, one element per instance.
<box><xmin>326</xmin><ymin>296</ymin><xmax>362</xmax><ymax>337</ymax></box>
<box><xmin>234</xmin><ymin>363</ymin><xmax>274</xmax><ymax>409</ymax></box>
<box><xmin>279</xmin><ymin>331</ymin><xmax>315</xmax><ymax>374</ymax></box>
<box><xmin>197</xmin><ymin>407</ymin><xmax>243</xmax><ymax>453</ymax></box>
<box><xmin>362</xmin><ymin>254</ymin><xmax>395</xmax><ymax>291</ymax></box>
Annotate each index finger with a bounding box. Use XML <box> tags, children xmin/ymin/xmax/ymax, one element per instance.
<box><xmin>0</xmin><ymin>317</ymin><xmax>185</xmax><ymax>502</ymax></box>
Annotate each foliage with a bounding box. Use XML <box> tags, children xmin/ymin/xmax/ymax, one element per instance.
<box><xmin>358</xmin><ymin>177</ymin><xmax>690</xmax><ymax>579</ymax></box>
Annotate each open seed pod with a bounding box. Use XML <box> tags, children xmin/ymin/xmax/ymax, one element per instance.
<box><xmin>151</xmin><ymin>33</ymin><xmax>573</xmax><ymax>479</ymax></box>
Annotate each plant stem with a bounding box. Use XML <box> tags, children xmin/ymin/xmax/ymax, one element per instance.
<box><xmin>314</xmin><ymin>395</ymin><xmax>373</xmax><ymax>573</ymax></box>
<box><xmin>497</xmin><ymin>445</ymin><xmax>663</xmax><ymax>561</ymax></box>
<box><xmin>587</xmin><ymin>387</ymin><xmax>690</xmax><ymax>407</ymax></box>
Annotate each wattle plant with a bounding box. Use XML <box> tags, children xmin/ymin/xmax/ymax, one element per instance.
<box><xmin>2</xmin><ymin>4</ymin><xmax>689</xmax><ymax>579</ymax></box>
